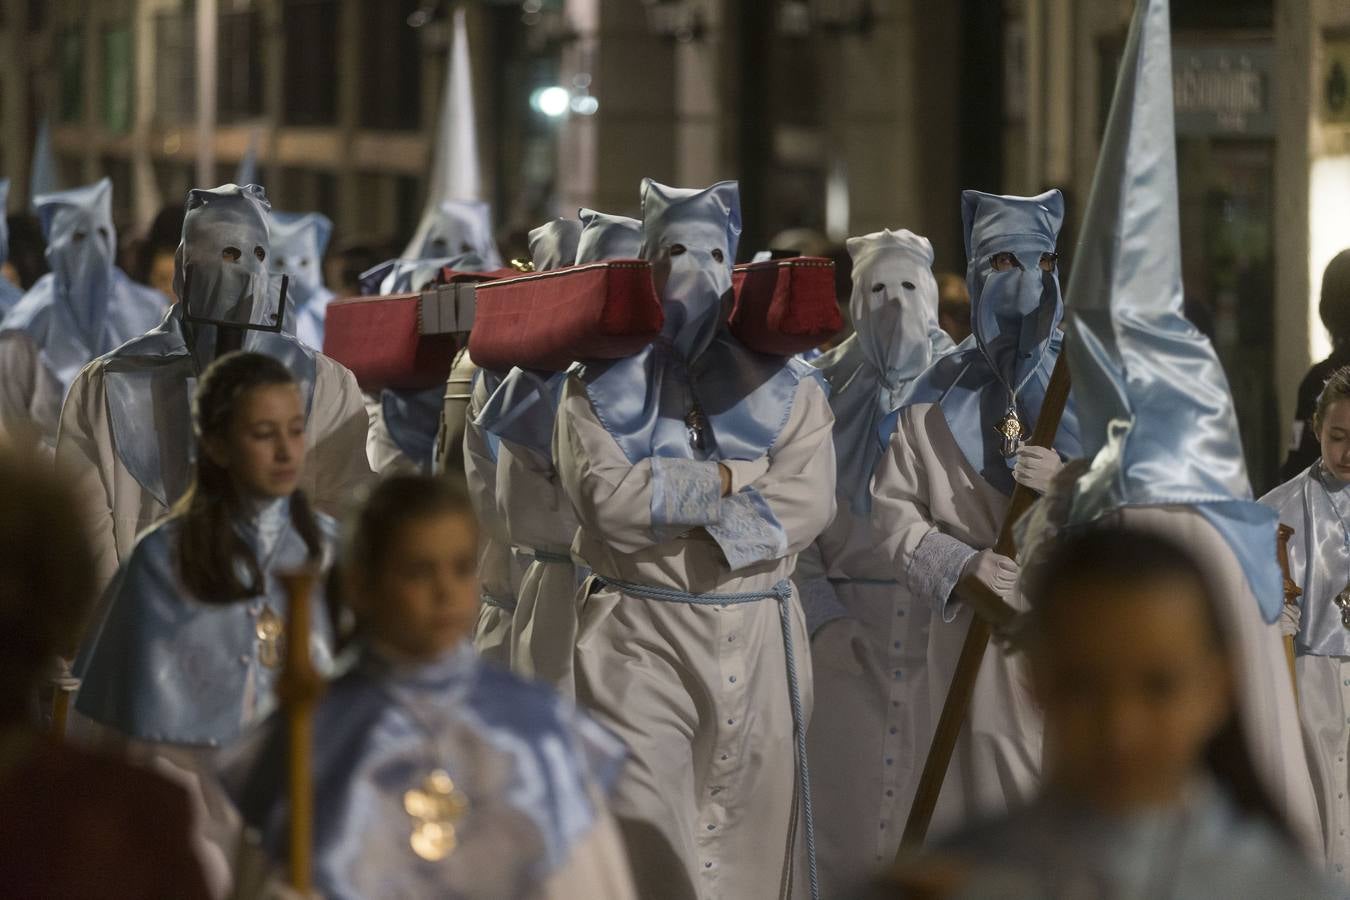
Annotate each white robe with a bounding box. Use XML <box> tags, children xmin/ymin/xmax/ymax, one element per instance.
<box><xmin>794</xmin><ymin>500</ymin><xmax>932</xmax><ymax>894</ymax></box>
<box><xmin>56</xmin><ymin>353</ymin><xmax>371</xmax><ymax>591</ymax></box>
<box><xmin>365</xmin><ymin>396</ymin><xmax>419</xmax><ymax>475</ymax></box>
<box><xmin>496</xmin><ymin>436</ymin><xmax>585</xmax><ymax>695</ymax></box>
<box><xmin>466</xmin><ymin>374</ymin><xmax>521</xmax><ymax>669</ymax></box>
<box><xmin>556</xmin><ymin>373</ymin><xmax>835</xmax><ymax>900</ymax></box>
<box><xmin>870</xmin><ymin>402</ymin><xmax>1042</xmax><ymax>839</ymax></box>
<box><xmin>0</xmin><ymin>332</ymin><xmax>64</xmax><ymax>456</ymax></box>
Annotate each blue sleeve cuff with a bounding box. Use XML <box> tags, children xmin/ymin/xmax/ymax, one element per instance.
<box><xmin>798</xmin><ymin>576</ymin><xmax>848</xmax><ymax>637</ymax></box>
<box><xmin>908</xmin><ymin>530</ymin><xmax>978</xmax><ymax>623</ymax></box>
<box><xmin>651</xmin><ymin>457</ymin><xmax>722</xmax><ymax>528</ymax></box>
<box><xmin>706</xmin><ymin>487</ymin><xmax>790</xmax><ymax>570</ymax></box>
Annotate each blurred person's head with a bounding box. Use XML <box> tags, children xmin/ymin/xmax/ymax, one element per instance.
<box><xmin>5</xmin><ymin>213</ymin><xmax>48</xmax><ymax>290</ymax></box>
<box><xmin>133</xmin><ymin>203</ymin><xmax>187</xmax><ymax>300</ymax></box>
<box><xmin>1315</xmin><ymin>365</ymin><xmax>1350</xmax><ymax>483</ymax></box>
<box><xmin>936</xmin><ymin>271</ymin><xmax>971</xmax><ymax>344</ymax></box>
<box><xmin>342</xmin><ymin>475</ymin><xmax>480</xmax><ymax>661</ymax></box>
<box><xmin>326</xmin><ymin>239</ymin><xmax>389</xmax><ymax>298</ymax></box>
<box><xmin>1027</xmin><ymin>528</ymin><xmax>1260</xmax><ymax>818</ymax></box>
<box><xmin>0</xmin><ymin>451</ymin><xmax>96</xmax><ymax>722</ymax></box>
<box><xmin>1320</xmin><ymin>249</ymin><xmax>1350</xmax><ymax>350</ymax></box>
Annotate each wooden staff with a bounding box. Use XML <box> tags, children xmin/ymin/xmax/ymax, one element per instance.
<box><xmin>1275</xmin><ymin>523</ymin><xmax>1301</xmax><ymax>694</ymax></box>
<box><xmin>278</xmin><ymin>567</ymin><xmax>323</xmax><ymax>895</ymax></box>
<box><xmin>898</xmin><ymin>353</ymin><xmax>1073</xmax><ymax>855</ymax></box>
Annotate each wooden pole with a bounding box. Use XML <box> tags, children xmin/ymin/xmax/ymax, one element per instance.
<box><xmin>898</xmin><ymin>352</ymin><xmax>1073</xmax><ymax>855</ymax></box>
<box><xmin>278</xmin><ymin>567</ymin><xmax>323</xmax><ymax>894</ymax></box>
<box><xmin>1275</xmin><ymin>523</ymin><xmax>1301</xmax><ymax>696</ymax></box>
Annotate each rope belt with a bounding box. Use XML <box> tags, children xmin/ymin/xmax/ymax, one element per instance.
<box><xmin>480</xmin><ymin>592</ymin><xmax>517</xmax><ymax>614</ymax></box>
<box><xmin>593</xmin><ymin>575</ymin><xmax>819</xmax><ymax>900</ymax></box>
<box><xmin>528</xmin><ymin>548</ymin><xmax>573</xmax><ymax>565</ymax></box>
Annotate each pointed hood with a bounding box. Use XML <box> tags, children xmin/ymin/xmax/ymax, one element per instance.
<box><xmin>235</xmin><ymin>127</ymin><xmax>262</xmax><ymax>187</ymax></box>
<box><xmin>174</xmin><ymin>183</ymin><xmax>283</xmax><ymax>370</ymax></box>
<box><xmin>528</xmin><ymin>218</ymin><xmax>581</xmax><ymax>271</ymax></box>
<box><xmin>576</xmin><ymin>209</ymin><xmax>642</xmax><ymax>263</ymax></box>
<box><xmin>29</xmin><ymin>118</ymin><xmax>56</xmax><ymax>202</ymax></box>
<box><xmin>823</xmin><ymin>228</ymin><xmax>953</xmax><ymax>514</ymax></box>
<box><xmin>36</xmin><ymin>178</ymin><xmax>118</xmax><ymax>347</ymax></box>
<box><xmin>893</xmin><ymin>189</ymin><xmax>1079</xmax><ymax>495</ymax></box>
<box><xmin>270</xmin><ymin>210</ymin><xmax>333</xmax><ymax>305</ymax></box>
<box><xmin>403</xmin><ymin>199</ymin><xmax>501</xmax><ymax>271</ymax></box>
<box><xmin>639</xmin><ymin>178</ymin><xmax>741</xmax><ymax>361</ymax></box>
<box><xmin>1062</xmin><ymin>0</ymin><xmax>1281</xmax><ymax>617</ymax></box>
<box><xmin>847</xmin><ymin>229</ymin><xmax>953</xmax><ymax>403</ymax></box>
<box><xmin>402</xmin><ymin>5</ymin><xmax>487</xmax><ymax>265</ymax></box>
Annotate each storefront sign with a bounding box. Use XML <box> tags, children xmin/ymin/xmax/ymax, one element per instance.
<box><xmin>1173</xmin><ymin>44</ymin><xmax>1273</xmax><ymax>137</ymax></box>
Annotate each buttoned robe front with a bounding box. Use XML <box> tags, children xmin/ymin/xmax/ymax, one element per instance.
<box><xmin>555</xmin><ymin>373</ymin><xmax>835</xmax><ymax>900</ymax></box>
<box><xmin>466</xmin><ymin>372</ymin><xmax>523</xmax><ymax>668</ymax></box>
<box><xmin>871</xmin><ymin>402</ymin><xmax>1042</xmax><ymax>839</ymax></box>
<box><xmin>795</xmin><ymin>496</ymin><xmax>932</xmax><ymax>894</ymax></box>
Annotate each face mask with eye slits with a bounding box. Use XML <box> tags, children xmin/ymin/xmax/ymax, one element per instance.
<box><xmin>38</xmin><ymin>179</ymin><xmax>118</xmax><ymax>345</ymax></box>
<box><xmin>652</xmin><ymin>243</ymin><xmax>733</xmax><ymax>362</ymax></box>
<box><xmin>174</xmin><ymin>184</ymin><xmax>286</xmax><ymax>369</ymax></box>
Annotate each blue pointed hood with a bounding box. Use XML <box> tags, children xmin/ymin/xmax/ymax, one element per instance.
<box><xmin>639</xmin><ymin>178</ymin><xmax>741</xmax><ymax>362</ymax></box>
<box><xmin>576</xmin><ymin>208</ymin><xmax>642</xmax><ymax>263</ymax></box>
<box><xmin>528</xmin><ymin>218</ymin><xmax>581</xmax><ymax>271</ymax></box>
<box><xmin>1062</xmin><ymin>0</ymin><xmax>1281</xmax><ymax>619</ymax></box>
<box><xmin>891</xmin><ymin>189</ymin><xmax>1080</xmax><ymax>494</ymax></box>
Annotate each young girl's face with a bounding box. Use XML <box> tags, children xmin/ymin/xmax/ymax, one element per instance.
<box><xmin>207</xmin><ymin>382</ymin><xmax>306</xmax><ymax>499</ymax></box>
<box><xmin>1033</xmin><ymin>573</ymin><xmax>1231</xmax><ymax>814</ymax></box>
<box><xmin>1320</xmin><ymin>399</ymin><xmax>1350</xmax><ymax>483</ymax></box>
<box><xmin>358</xmin><ymin>511</ymin><xmax>479</xmax><ymax>660</ymax></box>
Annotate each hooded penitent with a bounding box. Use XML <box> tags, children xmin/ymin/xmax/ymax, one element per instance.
<box><xmin>528</xmin><ymin>218</ymin><xmax>581</xmax><ymax>272</ymax></box>
<box><xmin>270</xmin><ymin>210</ymin><xmax>335</xmax><ymax>350</ymax></box>
<box><xmin>581</xmin><ymin>178</ymin><xmax>814</xmax><ymax>466</ymax></box>
<box><xmin>0</xmin><ymin>178</ymin><xmax>164</xmax><ymax>393</ymax></box>
<box><xmin>371</xmin><ymin>200</ymin><xmax>502</xmax><ymax>472</ymax></box>
<box><xmin>476</xmin><ymin>211</ymin><xmax>642</xmax><ymax>454</ymax></box>
<box><xmin>1060</xmin><ymin>0</ymin><xmax>1280</xmax><ymax>616</ymax></box>
<box><xmin>361</xmin><ymin>199</ymin><xmax>502</xmax><ymax>297</ymax></box>
<box><xmin>0</xmin><ymin>178</ymin><xmax>23</xmax><ymax>319</ymax></box>
<box><xmin>98</xmin><ymin>184</ymin><xmax>316</xmax><ymax>509</ymax></box>
<box><xmin>889</xmin><ymin>190</ymin><xmax>1080</xmax><ymax>494</ymax></box>
<box><xmin>816</xmin><ymin>229</ymin><xmax>953</xmax><ymax>514</ymax></box>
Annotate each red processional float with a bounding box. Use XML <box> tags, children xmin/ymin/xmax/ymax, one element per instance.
<box><xmin>322</xmin><ymin>256</ymin><xmax>844</xmax><ymax>391</ymax></box>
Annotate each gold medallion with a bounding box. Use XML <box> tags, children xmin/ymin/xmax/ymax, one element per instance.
<box><xmin>1335</xmin><ymin>586</ymin><xmax>1350</xmax><ymax>630</ymax></box>
<box><xmin>255</xmin><ymin>605</ymin><xmax>284</xmax><ymax>668</ymax></box>
<box><xmin>405</xmin><ymin>768</ymin><xmax>469</xmax><ymax>861</ymax></box>
<box><xmin>995</xmin><ymin>407</ymin><xmax>1025</xmax><ymax>458</ymax></box>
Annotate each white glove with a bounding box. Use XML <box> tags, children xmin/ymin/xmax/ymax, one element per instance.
<box><xmin>961</xmin><ymin>549</ymin><xmax>1019</xmax><ymax>601</ymax></box>
<box><xmin>1012</xmin><ymin>445</ymin><xmax>1064</xmax><ymax>494</ymax></box>
<box><xmin>1279</xmin><ymin>601</ymin><xmax>1302</xmax><ymax>638</ymax></box>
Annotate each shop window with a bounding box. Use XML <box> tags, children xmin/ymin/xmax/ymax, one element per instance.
<box><xmin>283</xmin><ymin>0</ymin><xmax>339</xmax><ymax>126</ymax></box>
<box><xmin>358</xmin><ymin>0</ymin><xmax>422</xmax><ymax>131</ymax></box>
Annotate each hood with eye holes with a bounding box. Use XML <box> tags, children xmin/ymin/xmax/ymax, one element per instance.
<box><xmin>579</xmin><ymin>179</ymin><xmax>811</xmax><ymax>466</ymax></box>
<box><xmin>528</xmin><ymin>218</ymin><xmax>581</xmax><ymax>271</ymax></box>
<box><xmin>269</xmin><ymin>210</ymin><xmax>332</xmax><ymax>296</ymax></box>
<box><xmin>1</xmin><ymin>178</ymin><xmax>166</xmax><ymax>396</ymax></box>
<box><xmin>818</xmin><ymin>228</ymin><xmax>954</xmax><ymax>514</ymax></box>
<box><xmin>401</xmin><ymin>199</ymin><xmax>502</xmax><ymax>269</ymax></box>
<box><xmin>885</xmin><ymin>189</ymin><xmax>1080</xmax><ymax>496</ymax></box>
